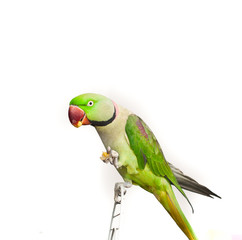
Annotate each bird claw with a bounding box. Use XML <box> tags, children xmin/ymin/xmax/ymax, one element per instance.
<box><xmin>114</xmin><ymin>182</ymin><xmax>132</xmax><ymax>203</ymax></box>
<box><xmin>100</xmin><ymin>146</ymin><xmax>119</xmax><ymax>169</ymax></box>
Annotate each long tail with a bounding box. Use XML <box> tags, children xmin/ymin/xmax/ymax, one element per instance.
<box><xmin>153</xmin><ymin>179</ymin><xmax>198</xmax><ymax>240</ymax></box>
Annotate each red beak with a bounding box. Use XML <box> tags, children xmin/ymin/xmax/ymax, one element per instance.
<box><xmin>68</xmin><ymin>105</ymin><xmax>90</xmax><ymax>127</ymax></box>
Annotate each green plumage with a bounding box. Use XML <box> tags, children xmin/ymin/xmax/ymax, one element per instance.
<box><xmin>125</xmin><ymin>114</ymin><xmax>194</xmax><ymax>212</ymax></box>
<box><xmin>69</xmin><ymin>93</ymin><xmax>221</xmax><ymax>240</ymax></box>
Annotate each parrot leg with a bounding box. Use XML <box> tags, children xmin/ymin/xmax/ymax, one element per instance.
<box><xmin>114</xmin><ymin>181</ymin><xmax>132</xmax><ymax>203</ymax></box>
<box><xmin>100</xmin><ymin>146</ymin><xmax>119</xmax><ymax>169</ymax></box>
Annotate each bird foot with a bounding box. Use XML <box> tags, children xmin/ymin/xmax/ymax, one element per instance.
<box><xmin>100</xmin><ymin>146</ymin><xmax>119</xmax><ymax>169</ymax></box>
<box><xmin>114</xmin><ymin>181</ymin><xmax>132</xmax><ymax>203</ymax></box>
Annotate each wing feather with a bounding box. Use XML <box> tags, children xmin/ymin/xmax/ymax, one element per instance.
<box><xmin>125</xmin><ymin>114</ymin><xmax>194</xmax><ymax>212</ymax></box>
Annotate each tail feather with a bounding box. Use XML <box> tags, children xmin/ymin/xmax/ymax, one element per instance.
<box><xmin>153</xmin><ymin>179</ymin><xmax>198</xmax><ymax>240</ymax></box>
<box><xmin>169</xmin><ymin>162</ymin><xmax>221</xmax><ymax>199</ymax></box>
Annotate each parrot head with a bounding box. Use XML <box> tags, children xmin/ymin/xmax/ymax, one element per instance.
<box><xmin>68</xmin><ymin>93</ymin><xmax>118</xmax><ymax>127</ymax></box>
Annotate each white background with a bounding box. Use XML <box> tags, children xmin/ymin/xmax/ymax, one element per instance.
<box><xmin>0</xmin><ymin>1</ymin><xmax>242</xmax><ymax>240</ymax></box>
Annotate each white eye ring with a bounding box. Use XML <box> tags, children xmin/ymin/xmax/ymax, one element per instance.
<box><xmin>87</xmin><ymin>101</ymin><xmax>94</xmax><ymax>106</ymax></box>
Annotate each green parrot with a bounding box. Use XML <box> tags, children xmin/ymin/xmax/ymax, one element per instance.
<box><xmin>68</xmin><ymin>93</ymin><xmax>220</xmax><ymax>240</ymax></box>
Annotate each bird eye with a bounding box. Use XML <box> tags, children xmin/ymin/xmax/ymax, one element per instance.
<box><xmin>87</xmin><ymin>101</ymin><xmax>94</xmax><ymax>106</ymax></box>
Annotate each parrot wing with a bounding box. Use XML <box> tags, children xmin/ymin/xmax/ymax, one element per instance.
<box><xmin>125</xmin><ymin>114</ymin><xmax>194</xmax><ymax>211</ymax></box>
